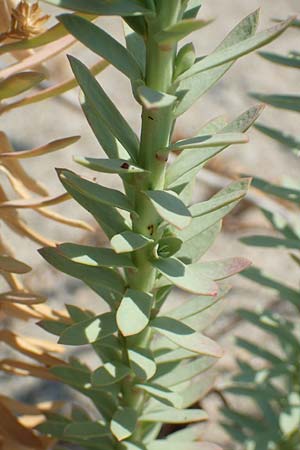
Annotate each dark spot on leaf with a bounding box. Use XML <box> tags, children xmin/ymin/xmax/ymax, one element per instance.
<box><xmin>148</xmin><ymin>116</ymin><xmax>154</xmax><ymax>121</ymax></box>
<box><xmin>121</xmin><ymin>162</ymin><xmax>130</xmax><ymax>170</ymax></box>
<box><xmin>147</xmin><ymin>224</ymin><xmax>154</xmax><ymax>236</ymax></box>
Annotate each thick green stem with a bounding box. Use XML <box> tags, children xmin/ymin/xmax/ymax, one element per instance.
<box><xmin>122</xmin><ymin>1</ymin><xmax>183</xmax><ymax>440</ymax></box>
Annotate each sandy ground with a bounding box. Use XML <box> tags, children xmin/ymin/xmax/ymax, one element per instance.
<box><xmin>1</xmin><ymin>0</ymin><xmax>300</xmax><ymax>448</ymax></box>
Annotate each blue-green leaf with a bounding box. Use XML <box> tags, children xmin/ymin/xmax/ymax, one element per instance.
<box><xmin>154</xmin><ymin>19</ymin><xmax>210</xmax><ymax>46</ymax></box>
<box><xmin>111</xmin><ymin>231</ymin><xmax>153</xmax><ymax>254</ymax></box>
<box><xmin>57</xmin><ymin>169</ymin><xmax>134</xmax><ymax>213</ymax></box>
<box><xmin>58</xmin><ymin>312</ymin><xmax>117</xmax><ymax>345</ymax></box>
<box><xmin>140</xmin><ymin>407</ymin><xmax>208</xmax><ymax>424</ymax></box>
<box><xmin>75</xmin><ymin>157</ymin><xmax>145</xmax><ymax>174</ymax></box>
<box><xmin>127</xmin><ymin>347</ymin><xmax>157</xmax><ymax>380</ymax></box>
<box><xmin>59</xmin><ymin>15</ymin><xmax>142</xmax><ymax>81</ymax></box>
<box><xmin>39</xmin><ymin>246</ymin><xmax>125</xmax><ymax>295</ymax></box>
<box><xmin>117</xmin><ymin>289</ymin><xmax>153</xmax><ymax>336</ymax></box>
<box><xmin>92</xmin><ymin>362</ymin><xmax>131</xmax><ymax>386</ymax></box>
<box><xmin>251</xmin><ymin>92</ymin><xmax>300</xmax><ymax>113</ymax></box>
<box><xmin>138</xmin><ymin>383</ymin><xmax>182</xmax><ymax>408</ymax></box>
<box><xmin>110</xmin><ymin>407</ymin><xmax>137</xmax><ymax>441</ymax></box>
<box><xmin>179</xmin><ymin>17</ymin><xmax>294</xmax><ymax>80</ymax></box>
<box><xmin>64</xmin><ymin>421</ymin><xmax>109</xmax><ymax>439</ymax></box>
<box><xmin>44</xmin><ymin>0</ymin><xmax>152</xmax><ymax>16</ymax></box>
<box><xmin>151</xmin><ymin>316</ymin><xmax>222</xmax><ymax>358</ymax></box>
<box><xmin>57</xmin><ymin>243</ymin><xmax>135</xmax><ymax>268</ymax></box>
<box><xmin>175</xmin><ymin>10</ymin><xmax>260</xmax><ymax>116</ymax></box>
<box><xmin>145</xmin><ymin>190</ymin><xmax>191</xmax><ymax>229</ymax></box>
<box><xmin>152</xmin><ymin>257</ymin><xmax>218</xmax><ymax>296</ymax></box>
<box><xmin>68</xmin><ymin>56</ymin><xmax>139</xmax><ymax>160</ymax></box>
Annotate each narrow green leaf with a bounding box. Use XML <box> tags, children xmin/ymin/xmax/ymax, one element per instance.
<box><xmin>177</xmin><ymin>222</ymin><xmax>221</xmax><ymax>263</ymax></box>
<box><xmin>124</xmin><ymin>22</ymin><xmax>146</xmax><ymax>73</ymax></box>
<box><xmin>68</xmin><ymin>56</ymin><xmax>139</xmax><ymax>159</ymax></box>
<box><xmin>51</xmin><ymin>366</ymin><xmax>91</xmax><ymax>388</ymax></box>
<box><xmin>183</xmin><ymin>0</ymin><xmax>202</xmax><ymax>19</ymax></box>
<box><xmin>145</xmin><ymin>190</ymin><xmax>192</xmax><ymax>230</ymax></box>
<box><xmin>59</xmin><ymin>15</ymin><xmax>141</xmax><ymax>81</ymax></box>
<box><xmin>250</xmin><ymin>92</ymin><xmax>300</xmax><ymax>112</ymax></box>
<box><xmin>175</xmin><ymin>10</ymin><xmax>260</xmax><ymax>115</ymax></box>
<box><xmin>57</xmin><ymin>168</ymin><xmax>134</xmax><ymax>213</ymax></box>
<box><xmin>138</xmin><ymin>86</ymin><xmax>177</xmax><ymax>110</ymax></box>
<box><xmin>154</xmin><ymin>19</ymin><xmax>210</xmax><ymax>45</ymax></box>
<box><xmin>92</xmin><ymin>362</ymin><xmax>131</xmax><ymax>386</ymax></box>
<box><xmin>250</xmin><ymin>176</ymin><xmax>300</xmax><ymax>204</ymax></box>
<box><xmin>110</xmin><ymin>407</ymin><xmax>138</xmax><ymax>441</ymax></box>
<box><xmin>111</xmin><ymin>231</ymin><xmax>153</xmax><ymax>254</ymax></box>
<box><xmin>152</xmin><ymin>257</ymin><xmax>218</xmax><ymax>296</ymax></box>
<box><xmin>190</xmin><ymin>187</ymin><xmax>248</xmax><ymax>218</ymax></box>
<box><xmin>37</xmin><ymin>418</ymin><xmax>70</xmax><ymax>438</ymax></box>
<box><xmin>64</xmin><ymin>421</ymin><xmax>109</xmax><ymax>439</ymax></box>
<box><xmin>119</xmin><ymin>442</ymin><xmax>146</xmax><ymax>450</ymax></box>
<box><xmin>259</xmin><ymin>50</ymin><xmax>300</xmax><ymax>69</ymax></box>
<box><xmin>44</xmin><ymin>0</ymin><xmax>152</xmax><ymax>15</ymax></box>
<box><xmin>140</xmin><ymin>407</ymin><xmax>208</xmax><ymax>424</ymax></box>
<box><xmin>58</xmin><ymin>167</ymin><xmax>129</xmax><ymax>239</ymax></box>
<box><xmin>117</xmin><ymin>289</ymin><xmax>153</xmax><ymax>336</ymax></box>
<box><xmin>58</xmin><ymin>312</ymin><xmax>117</xmax><ymax>345</ymax></box>
<box><xmin>39</xmin><ymin>246</ymin><xmax>125</xmax><ymax>295</ymax></box>
<box><xmin>166</xmin><ymin>423</ymin><xmax>203</xmax><ymax>441</ymax></box>
<box><xmin>0</xmin><ymin>72</ymin><xmax>44</xmax><ymax>101</ymax></box>
<box><xmin>179</xmin><ymin>16</ymin><xmax>295</xmax><ymax>80</ymax></box>
<box><xmin>81</xmin><ymin>94</ymin><xmax>129</xmax><ymax>160</ymax></box>
<box><xmin>254</xmin><ymin>123</ymin><xmax>300</xmax><ymax>156</ymax></box>
<box><xmin>168</xmin><ymin>106</ymin><xmax>263</xmax><ymax>188</ymax></box>
<box><xmin>151</xmin><ymin>316</ymin><xmax>222</xmax><ymax>358</ymax></box>
<box><xmin>196</xmin><ymin>257</ymin><xmax>251</xmax><ymax>280</ymax></box>
<box><xmin>137</xmin><ymin>383</ymin><xmax>182</xmax><ymax>408</ymax></box>
<box><xmin>58</xmin><ymin>243</ymin><xmax>135</xmax><ymax>268</ymax></box>
<box><xmin>170</xmin><ymin>132</ymin><xmax>248</xmax><ymax>151</ymax></box>
<box><xmin>241</xmin><ymin>266</ymin><xmax>300</xmax><ymax>310</ymax></box>
<box><xmin>75</xmin><ymin>157</ymin><xmax>145</xmax><ymax>174</ymax></box>
<box><xmin>66</xmin><ymin>304</ymin><xmax>93</xmax><ymax>322</ymax></box>
<box><xmin>236</xmin><ymin>337</ymin><xmax>283</xmax><ymax>365</ymax></box>
<box><xmin>127</xmin><ymin>347</ymin><xmax>157</xmax><ymax>380</ymax></box>
<box><xmin>168</xmin><ymin>286</ymin><xmax>229</xmax><ymax>322</ymax></box>
<box><xmin>174</xmin><ymin>43</ymin><xmax>196</xmax><ymax>79</ymax></box>
<box><xmin>157</xmin><ymin>236</ymin><xmax>182</xmax><ymax>258</ymax></box>
<box><xmin>38</xmin><ymin>319</ymin><xmax>69</xmax><ymax>336</ymax></box>
<box><xmin>241</xmin><ymin>235</ymin><xmax>300</xmax><ymax>250</ymax></box>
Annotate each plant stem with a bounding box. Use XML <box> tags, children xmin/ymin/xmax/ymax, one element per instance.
<box><xmin>123</xmin><ymin>1</ymin><xmax>182</xmax><ymax>440</ymax></box>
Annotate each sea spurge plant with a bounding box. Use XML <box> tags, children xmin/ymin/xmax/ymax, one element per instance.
<box><xmin>33</xmin><ymin>1</ymin><xmax>294</xmax><ymax>449</ymax></box>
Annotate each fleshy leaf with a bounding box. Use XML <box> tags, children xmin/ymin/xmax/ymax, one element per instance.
<box><xmin>117</xmin><ymin>289</ymin><xmax>153</xmax><ymax>336</ymax></box>
<box><xmin>140</xmin><ymin>407</ymin><xmax>208</xmax><ymax>424</ymax></box>
<box><xmin>64</xmin><ymin>421</ymin><xmax>109</xmax><ymax>439</ymax></box>
<box><xmin>58</xmin><ymin>313</ymin><xmax>117</xmax><ymax>345</ymax></box>
<box><xmin>57</xmin><ymin>243</ymin><xmax>136</xmax><ymax>268</ymax></box>
<box><xmin>145</xmin><ymin>190</ymin><xmax>191</xmax><ymax>230</ymax></box>
<box><xmin>179</xmin><ymin>17</ymin><xmax>295</xmax><ymax>80</ymax></box>
<box><xmin>57</xmin><ymin>169</ymin><xmax>134</xmax><ymax>213</ymax></box>
<box><xmin>151</xmin><ymin>316</ymin><xmax>223</xmax><ymax>357</ymax></box>
<box><xmin>154</xmin><ymin>19</ymin><xmax>210</xmax><ymax>45</ymax></box>
<box><xmin>127</xmin><ymin>347</ymin><xmax>157</xmax><ymax>380</ymax></box>
<box><xmin>152</xmin><ymin>257</ymin><xmax>218</xmax><ymax>295</ymax></box>
<box><xmin>44</xmin><ymin>0</ymin><xmax>153</xmax><ymax>15</ymax></box>
<box><xmin>111</xmin><ymin>231</ymin><xmax>153</xmax><ymax>254</ymax></box>
<box><xmin>59</xmin><ymin>15</ymin><xmax>142</xmax><ymax>81</ymax></box>
<box><xmin>92</xmin><ymin>362</ymin><xmax>131</xmax><ymax>386</ymax></box>
<box><xmin>137</xmin><ymin>383</ymin><xmax>182</xmax><ymax>408</ymax></box>
<box><xmin>68</xmin><ymin>56</ymin><xmax>139</xmax><ymax>160</ymax></box>
<box><xmin>75</xmin><ymin>157</ymin><xmax>145</xmax><ymax>174</ymax></box>
<box><xmin>110</xmin><ymin>407</ymin><xmax>137</xmax><ymax>441</ymax></box>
